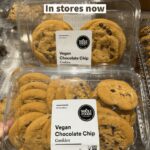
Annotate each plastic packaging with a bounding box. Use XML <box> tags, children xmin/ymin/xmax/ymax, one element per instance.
<box><xmin>17</xmin><ymin>0</ymin><xmax>141</xmax><ymax>68</ymax></box>
<box><xmin>2</xmin><ymin>67</ymin><xmax>150</xmax><ymax>150</ymax></box>
<box><xmin>139</xmin><ymin>18</ymin><xmax>150</xmax><ymax>108</ymax></box>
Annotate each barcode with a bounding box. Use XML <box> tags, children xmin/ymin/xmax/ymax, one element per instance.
<box><xmin>88</xmin><ymin>145</ymin><xmax>97</xmax><ymax>150</ymax></box>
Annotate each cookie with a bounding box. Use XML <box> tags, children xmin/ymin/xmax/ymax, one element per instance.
<box><xmin>20</xmin><ymin>89</ymin><xmax>47</xmax><ymax>102</ymax></box>
<box><xmin>8</xmin><ymin>112</ymin><xmax>44</xmax><ymax>148</ymax></box>
<box><xmin>19</xmin><ymin>81</ymin><xmax>48</xmax><ymax>92</ymax></box>
<box><xmin>18</xmin><ymin>73</ymin><xmax>50</xmax><ymax>87</ymax></box>
<box><xmin>32</xmin><ymin>20</ymin><xmax>72</xmax><ymax>66</ymax></box>
<box><xmin>140</xmin><ymin>35</ymin><xmax>150</xmax><ymax>48</ymax></box>
<box><xmin>47</xmin><ymin>79</ymin><xmax>67</xmax><ymax>111</ymax></box>
<box><xmin>97</xmin><ymin>79</ymin><xmax>138</xmax><ymax>110</ymax></box>
<box><xmin>115</xmin><ymin>109</ymin><xmax>136</xmax><ymax>126</ymax></box>
<box><xmin>98</xmin><ymin>115</ymin><xmax>134</xmax><ymax>150</ymax></box>
<box><xmin>140</xmin><ymin>26</ymin><xmax>150</xmax><ymax>37</ymax></box>
<box><xmin>24</xmin><ymin>114</ymin><xmax>50</xmax><ymax>150</ymax></box>
<box><xmin>92</xmin><ymin>35</ymin><xmax>119</xmax><ymax>63</ymax></box>
<box><xmin>65</xmin><ymin>78</ymin><xmax>92</xmax><ymax>99</ymax></box>
<box><xmin>12</xmin><ymin>89</ymin><xmax>47</xmax><ymax>112</ymax></box>
<box><xmin>81</xmin><ymin>19</ymin><xmax>126</xmax><ymax>64</ymax></box>
<box><xmin>97</xmin><ymin>107</ymin><xmax>119</xmax><ymax>117</ymax></box>
<box><xmin>15</xmin><ymin>102</ymin><xmax>49</xmax><ymax>118</ymax></box>
<box><xmin>7</xmin><ymin>3</ymin><xmax>18</xmax><ymax>22</ymax></box>
<box><xmin>41</xmin><ymin>120</ymin><xmax>51</xmax><ymax>150</ymax></box>
<box><xmin>8</xmin><ymin>3</ymin><xmax>43</xmax><ymax>23</ymax></box>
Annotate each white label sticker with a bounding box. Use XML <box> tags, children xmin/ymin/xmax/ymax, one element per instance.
<box><xmin>51</xmin><ymin>100</ymin><xmax>100</xmax><ymax>150</ymax></box>
<box><xmin>56</xmin><ymin>31</ymin><xmax>92</xmax><ymax>66</ymax></box>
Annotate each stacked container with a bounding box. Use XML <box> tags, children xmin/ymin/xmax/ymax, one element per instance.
<box><xmin>0</xmin><ymin>0</ymin><xmax>150</xmax><ymax>150</ymax></box>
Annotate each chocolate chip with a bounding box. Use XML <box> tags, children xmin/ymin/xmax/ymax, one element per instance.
<box><xmin>74</xmin><ymin>96</ymin><xmax>78</xmax><ymax>99</ymax></box>
<box><xmin>111</xmin><ymin>89</ymin><xmax>116</xmax><ymax>93</ymax></box>
<box><xmin>34</xmin><ymin>43</ymin><xmax>38</xmax><ymax>48</ymax></box>
<box><xmin>103</xmin><ymin>25</ymin><xmax>107</xmax><ymax>29</ymax></box>
<box><xmin>109</xmin><ymin>54</ymin><xmax>114</xmax><ymax>59</ymax></box>
<box><xmin>112</xmin><ymin>126</ymin><xmax>115</xmax><ymax>135</ymax></box>
<box><xmin>106</xmin><ymin>29</ymin><xmax>112</xmax><ymax>35</ymax></box>
<box><xmin>48</xmin><ymin>48</ymin><xmax>53</xmax><ymax>52</ymax></box>
<box><xmin>99</xmin><ymin>23</ymin><xmax>104</xmax><ymax>27</ymax></box>
<box><xmin>80</xmin><ymin>83</ymin><xmax>83</xmax><ymax>86</ymax></box>
<box><xmin>110</xmin><ymin>48</ymin><xmax>115</xmax><ymax>52</ymax></box>
<box><xmin>105</xmin><ymin>45</ymin><xmax>109</xmax><ymax>48</ymax></box>
<box><xmin>120</xmin><ymin>93</ymin><xmax>125</xmax><ymax>97</ymax></box>
<box><xmin>0</xmin><ymin>45</ymin><xmax>8</xmax><ymax>57</ymax></box>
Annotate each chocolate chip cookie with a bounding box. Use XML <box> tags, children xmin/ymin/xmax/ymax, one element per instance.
<box><xmin>65</xmin><ymin>78</ymin><xmax>92</xmax><ymax>99</ymax></box>
<box><xmin>24</xmin><ymin>114</ymin><xmax>50</xmax><ymax>150</ymax></box>
<box><xmin>81</xmin><ymin>19</ymin><xmax>126</xmax><ymax>64</ymax></box>
<box><xmin>18</xmin><ymin>72</ymin><xmax>50</xmax><ymax>87</ymax></box>
<box><xmin>19</xmin><ymin>82</ymin><xmax>48</xmax><ymax>92</ymax></box>
<box><xmin>47</xmin><ymin>79</ymin><xmax>68</xmax><ymax>112</ymax></box>
<box><xmin>32</xmin><ymin>20</ymin><xmax>72</xmax><ymax>66</ymax></box>
<box><xmin>8</xmin><ymin>112</ymin><xmax>44</xmax><ymax>148</ymax></box>
<box><xmin>97</xmin><ymin>79</ymin><xmax>138</xmax><ymax>110</ymax></box>
<box><xmin>98</xmin><ymin>115</ymin><xmax>134</xmax><ymax>150</ymax></box>
<box><xmin>15</xmin><ymin>102</ymin><xmax>49</xmax><ymax>118</ymax></box>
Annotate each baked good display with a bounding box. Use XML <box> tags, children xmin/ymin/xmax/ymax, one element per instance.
<box><xmin>140</xmin><ymin>26</ymin><xmax>150</xmax><ymax>66</ymax></box>
<box><xmin>7</xmin><ymin>73</ymin><xmax>139</xmax><ymax>150</ymax></box>
<box><xmin>81</xmin><ymin>19</ymin><xmax>126</xmax><ymax>64</ymax></box>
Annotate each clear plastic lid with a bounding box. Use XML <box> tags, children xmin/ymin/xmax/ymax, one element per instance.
<box><xmin>17</xmin><ymin>0</ymin><xmax>141</xmax><ymax>68</ymax></box>
<box><xmin>2</xmin><ymin>67</ymin><xmax>150</xmax><ymax>150</ymax></box>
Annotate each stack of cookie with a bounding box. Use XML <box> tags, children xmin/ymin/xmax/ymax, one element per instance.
<box><xmin>31</xmin><ymin>18</ymin><xmax>126</xmax><ymax>66</ymax></box>
<box><xmin>93</xmin><ymin>79</ymin><xmax>138</xmax><ymax>150</ymax></box>
<box><xmin>8</xmin><ymin>72</ymin><xmax>51</xmax><ymax>150</ymax></box>
<box><xmin>140</xmin><ymin>26</ymin><xmax>150</xmax><ymax>66</ymax></box>
<box><xmin>8</xmin><ymin>73</ymin><xmax>138</xmax><ymax>150</ymax></box>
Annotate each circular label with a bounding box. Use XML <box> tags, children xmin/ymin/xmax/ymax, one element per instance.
<box><xmin>78</xmin><ymin>104</ymin><xmax>95</xmax><ymax>121</ymax></box>
<box><xmin>77</xmin><ymin>35</ymin><xmax>90</xmax><ymax>49</ymax></box>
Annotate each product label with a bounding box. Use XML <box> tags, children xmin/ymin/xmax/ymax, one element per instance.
<box><xmin>44</xmin><ymin>4</ymin><xmax>106</xmax><ymax>14</ymax></box>
<box><xmin>51</xmin><ymin>100</ymin><xmax>100</xmax><ymax>150</ymax></box>
<box><xmin>56</xmin><ymin>31</ymin><xmax>92</xmax><ymax>66</ymax></box>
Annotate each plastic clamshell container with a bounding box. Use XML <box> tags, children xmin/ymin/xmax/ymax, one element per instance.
<box><xmin>17</xmin><ymin>0</ymin><xmax>141</xmax><ymax>68</ymax></box>
<box><xmin>139</xmin><ymin>18</ymin><xmax>150</xmax><ymax>105</ymax></box>
<box><xmin>2</xmin><ymin>67</ymin><xmax>150</xmax><ymax>150</ymax></box>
